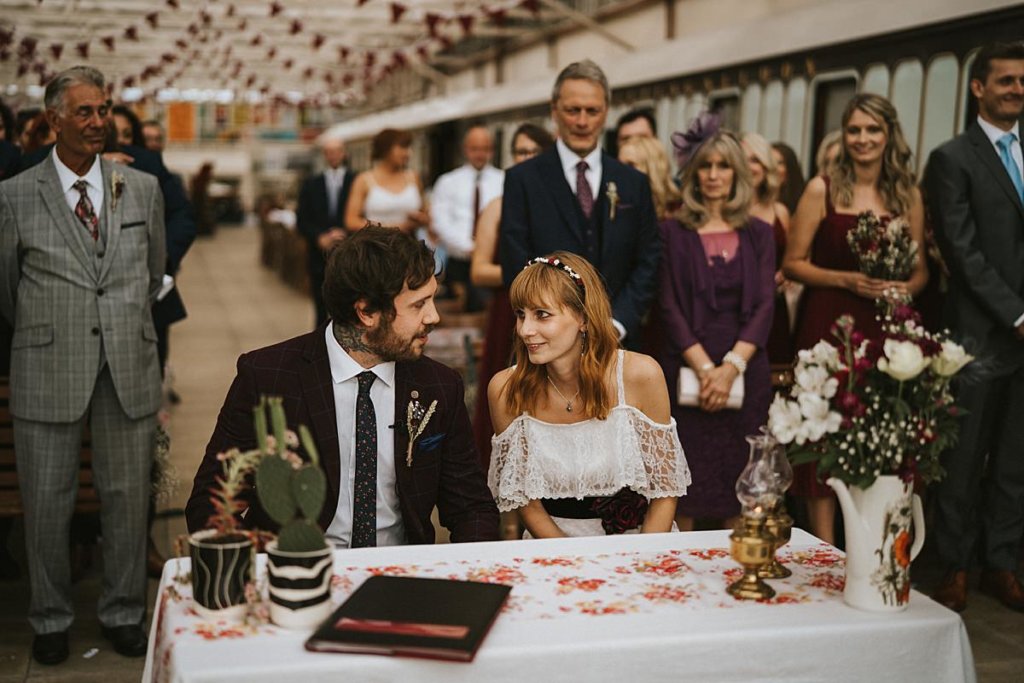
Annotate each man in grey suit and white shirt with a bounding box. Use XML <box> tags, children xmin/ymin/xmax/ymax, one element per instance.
<box><xmin>0</xmin><ymin>66</ymin><xmax>165</xmax><ymax>664</ymax></box>
<box><xmin>926</xmin><ymin>42</ymin><xmax>1024</xmax><ymax>614</ymax></box>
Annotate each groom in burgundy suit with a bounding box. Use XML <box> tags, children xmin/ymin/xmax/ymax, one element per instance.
<box><xmin>186</xmin><ymin>226</ymin><xmax>498</xmax><ymax>546</ymax></box>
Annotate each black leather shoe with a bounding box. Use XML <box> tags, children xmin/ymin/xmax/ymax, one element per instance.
<box><xmin>101</xmin><ymin>624</ymin><xmax>148</xmax><ymax>657</ymax></box>
<box><xmin>32</xmin><ymin>631</ymin><xmax>69</xmax><ymax>665</ymax></box>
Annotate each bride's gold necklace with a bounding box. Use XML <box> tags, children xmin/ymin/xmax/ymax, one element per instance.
<box><xmin>546</xmin><ymin>374</ymin><xmax>581</xmax><ymax>413</ymax></box>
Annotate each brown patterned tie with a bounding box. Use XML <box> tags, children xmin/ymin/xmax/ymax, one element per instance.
<box><xmin>575</xmin><ymin>161</ymin><xmax>594</xmax><ymax>219</ymax></box>
<box><xmin>72</xmin><ymin>179</ymin><xmax>99</xmax><ymax>241</ymax></box>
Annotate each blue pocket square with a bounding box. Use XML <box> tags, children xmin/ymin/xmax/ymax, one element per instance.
<box><xmin>417</xmin><ymin>433</ymin><xmax>445</xmax><ymax>452</ymax></box>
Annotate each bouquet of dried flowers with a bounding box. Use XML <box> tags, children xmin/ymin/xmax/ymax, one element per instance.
<box><xmin>846</xmin><ymin>211</ymin><xmax>919</xmax><ymax>282</ymax></box>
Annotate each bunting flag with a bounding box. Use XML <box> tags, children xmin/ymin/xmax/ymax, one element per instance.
<box><xmin>226</xmin><ymin>4</ymin><xmax>235</xmax><ymax>18</ymax></box>
<box><xmin>457</xmin><ymin>14</ymin><xmax>474</xmax><ymax>35</ymax></box>
<box><xmin>267</xmin><ymin>46</ymin><xmax>277</xmax><ymax>59</ymax></box>
<box><xmin>289</xmin><ymin>19</ymin><xmax>303</xmax><ymax>35</ymax></box>
<box><xmin>145</xmin><ymin>12</ymin><xmax>159</xmax><ymax>28</ymax></box>
<box><xmin>338</xmin><ymin>46</ymin><xmax>350</xmax><ymax>62</ymax></box>
<box><xmin>124</xmin><ymin>26</ymin><xmax>139</xmax><ymax>41</ymax></box>
<box><xmin>237</xmin><ymin>18</ymin><xmax>248</xmax><ymax>31</ymax></box>
<box><xmin>269</xmin><ymin>1</ymin><xmax>284</xmax><ymax>17</ymax></box>
<box><xmin>75</xmin><ymin>41</ymin><xmax>89</xmax><ymax>58</ymax></box>
<box><xmin>312</xmin><ymin>33</ymin><xmax>325</xmax><ymax>50</ymax></box>
<box><xmin>390</xmin><ymin>2</ymin><xmax>406</xmax><ymax>23</ymax></box>
<box><xmin>425</xmin><ymin>12</ymin><xmax>443</xmax><ymax>37</ymax></box>
<box><xmin>100</xmin><ymin>36</ymin><xmax>115</xmax><ymax>51</ymax></box>
<box><xmin>49</xmin><ymin>43</ymin><xmax>62</xmax><ymax>60</ymax></box>
<box><xmin>166</xmin><ymin>0</ymin><xmax>179</xmax><ymax>8</ymax></box>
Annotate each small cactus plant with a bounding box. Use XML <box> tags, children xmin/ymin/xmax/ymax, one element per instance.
<box><xmin>253</xmin><ymin>397</ymin><xmax>328</xmax><ymax>552</ymax></box>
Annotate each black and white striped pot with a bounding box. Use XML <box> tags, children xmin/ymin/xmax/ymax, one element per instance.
<box><xmin>266</xmin><ymin>540</ymin><xmax>334</xmax><ymax>630</ymax></box>
<box><xmin>187</xmin><ymin>529</ymin><xmax>253</xmax><ymax>621</ymax></box>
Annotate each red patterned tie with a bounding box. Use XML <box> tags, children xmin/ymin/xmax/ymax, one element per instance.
<box><xmin>352</xmin><ymin>371</ymin><xmax>378</xmax><ymax>548</ymax></box>
<box><xmin>576</xmin><ymin>161</ymin><xmax>594</xmax><ymax>219</ymax></box>
<box><xmin>72</xmin><ymin>179</ymin><xmax>99</xmax><ymax>241</ymax></box>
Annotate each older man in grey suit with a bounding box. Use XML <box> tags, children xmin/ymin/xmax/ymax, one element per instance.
<box><xmin>0</xmin><ymin>66</ymin><xmax>165</xmax><ymax>664</ymax></box>
<box><xmin>926</xmin><ymin>42</ymin><xmax>1024</xmax><ymax>614</ymax></box>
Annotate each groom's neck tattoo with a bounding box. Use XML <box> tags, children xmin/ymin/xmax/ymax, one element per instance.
<box><xmin>333</xmin><ymin>322</ymin><xmax>372</xmax><ymax>355</ymax></box>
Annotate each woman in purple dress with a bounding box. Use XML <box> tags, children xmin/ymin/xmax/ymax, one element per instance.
<box><xmin>783</xmin><ymin>94</ymin><xmax>928</xmax><ymax>543</ymax></box>
<box><xmin>657</xmin><ymin>129</ymin><xmax>776</xmax><ymax>530</ymax></box>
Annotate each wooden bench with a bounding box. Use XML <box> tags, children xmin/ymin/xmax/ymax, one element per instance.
<box><xmin>0</xmin><ymin>378</ymin><xmax>101</xmax><ymax>517</ymax></box>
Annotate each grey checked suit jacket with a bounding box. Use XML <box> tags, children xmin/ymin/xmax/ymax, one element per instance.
<box><xmin>0</xmin><ymin>153</ymin><xmax>165</xmax><ymax>421</ymax></box>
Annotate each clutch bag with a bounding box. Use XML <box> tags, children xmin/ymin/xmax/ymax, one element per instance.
<box><xmin>677</xmin><ymin>367</ymin><xmax>744</xmax><ymax>409</ymax></box>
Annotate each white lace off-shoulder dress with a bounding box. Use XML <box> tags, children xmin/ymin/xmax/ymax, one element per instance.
<box><xmin>489</xmin><ymin>351</ymin><xmax>691</xmax><ymax>537</ymax></box>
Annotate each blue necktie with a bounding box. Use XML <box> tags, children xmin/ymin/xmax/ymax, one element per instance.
<box><xmin>352</xmin><ymin>371</ymin><xmax>377</xmax><ymax>548</ymax></box>
<box><xmin>996</xmin><ymin>133</ymin><xmax>1024</xmax><ymax>203</ymax></box>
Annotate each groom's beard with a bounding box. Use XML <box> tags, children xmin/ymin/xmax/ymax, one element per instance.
<box><xmin>366</xmin><ymin>315</ymin><xmax>436</xmax><ymax>362</ymax></box>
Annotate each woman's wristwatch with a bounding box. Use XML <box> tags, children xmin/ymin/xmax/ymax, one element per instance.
<box><xmin>722</xmin><ymin>351</ymin><xmax>747</xmax><ymax>374</ymax></box>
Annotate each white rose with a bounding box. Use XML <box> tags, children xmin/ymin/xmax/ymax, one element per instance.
<box><xmin>797</xmin><ymin>392</ymin><xmax>843</xmax><ymax>442</ymax></box>
<box><xmin>768</xmin><ymin>396</ymin><xmax>803</xmax><ymax>445</ymax></box>
<box><xmin>931</xmin><ymin>340</ymin><xmax>973</xmax><ymax>377</ymax></box>
<box><xmin>810</xmin><ymin>341</ymin><xmax>840</xmax><ymax>370</ymax></box>
<box><xmin>877</xmin><ymin>339</ymin><xmax>930</xmax><ymax>381</ymax></box>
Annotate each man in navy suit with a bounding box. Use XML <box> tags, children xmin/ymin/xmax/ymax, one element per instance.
<box><xmin>500</xmin><ymin>60</ymin><xmax>660</xmax><ymax>345</ymax></box>
<box><xmin>186</xmin><ymin>226</ymin><xmax>498</xmax><ymax>546</ymax></box>
<box><xmin>297</xmin><ymin>138</ymin><xmax>357</xmax><ymax>326</ymax></box>
<box><xmin>926</xmin><ymin>41</ymin><xmax>1024</xmax><ymax>613</ymax></box>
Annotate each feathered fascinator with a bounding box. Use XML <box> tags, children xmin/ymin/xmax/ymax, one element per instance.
<box><xmin>671</xmin><ymin>110</ymin><xmax>722</xmax><ymax>170</ymax></box>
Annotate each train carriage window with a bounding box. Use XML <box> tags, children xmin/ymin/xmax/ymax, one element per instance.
<box><xmin>809</xmin><ymin>73</ymin><xmax>857</xmax><ymax>177</ymax></box>
<box><xmin>783</xmin><ymin>77</ymin><xmax>808</xmax><ymax>167</ymax></box>
<box><xmin>862</xmin><ymin>64</ymin><xmax>890</xmax><ymax>97</ymax></box>
<box><xmin>707</xmin><ymin>89</ymin><xmax>741</xmax><ymax>132</ymax></box>
<box><xmin>891</xmin><ymin>59</ymin><xmax>924</xmax><ymax>160</ymax></box>
<box><xmin>741</xmin><ymin>84</ymin><xmax>762</xmax><ymax>136</ymax></box>
<box><xmin>960</xmin><ymin>50</ymin><xmax>980</xmax><ymax>131</ymax></box>
<box><xmin>919</xmin><ymin>54</ymin><xmax>960</xmax><ymax>173</ymax></box>
<box><xmin>684</xmin><ymin>93</ymin><xmax>707</xmax><ymax>129</ymax></box>
<box><xmin>761</xmin><ymin>81</ymin><xmax>784</xmax><ymax>142</ymax></box>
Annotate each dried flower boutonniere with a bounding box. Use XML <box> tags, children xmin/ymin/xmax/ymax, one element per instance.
<box><xmin>111</xmin><ymin>171</ymin><xmax>126</xmax><ymax>212</ymax></box>
<box><xmin>606</xmin><ymin>181</ymin><xmax>619</xmax><ymax>221</ymax></box>
<box><xmin>405</xmin><ymin>391</ymin><xmax>438</xmax><ymax>467</ymax></box>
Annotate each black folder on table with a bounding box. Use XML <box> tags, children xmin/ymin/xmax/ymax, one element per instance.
<box><xmin>305</xmin><ymin>575</ymin><xmax>512</xmax><ymax>662</ymax></box>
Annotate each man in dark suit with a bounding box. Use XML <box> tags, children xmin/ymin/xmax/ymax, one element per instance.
<box><xmin>297</xmin><ymin>138</ymin><xmax>356</xmax><ymax>326</ymax></box>
<box><xmin>926</xmin><ymin>41</ymin><xmax>1024</xmax><ymax>613</ymax></box>
<box><xmin>186</xmin><ymin>226</ymin><xmax>498</xmax><ymax>546</ymax></box>
<box><xmin>500</xmin><ymin>60</ymin><xmax>660</xmax><ymax>346</ymax></box>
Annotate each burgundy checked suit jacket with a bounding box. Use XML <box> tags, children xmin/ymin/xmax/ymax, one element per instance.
<box><xmin>185</xmin><ymin>326</ymin><xmax>500</xmax><ymax>544</ymax></box>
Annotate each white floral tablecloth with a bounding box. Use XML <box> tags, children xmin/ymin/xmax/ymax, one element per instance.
<box><xmin>143</xmin><ymin>529</ymin><xmax>974</xmax><ymax>683</ymax></box>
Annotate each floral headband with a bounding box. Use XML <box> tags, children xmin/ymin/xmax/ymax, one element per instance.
<box><xmin>525</xmin><ymin>256</ymin><xmax>586</xmax><ymax>291</ymax></box>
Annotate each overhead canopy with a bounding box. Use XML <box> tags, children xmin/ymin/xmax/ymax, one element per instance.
<box><xmin>322</xmin><ymin>0</ymin><xmax>1017</xmax><ymax>141</ymax></box>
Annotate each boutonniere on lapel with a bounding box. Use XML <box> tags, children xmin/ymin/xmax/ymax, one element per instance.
<box><xmin>404</xmin><ymin>390</ymin><xmax>438</xmax><ymax>467</ymax></box>
<box><xmin>110</xmin><ymin>171</ymin><xmax>126</xmax><ymax>212</ymax></box>
<box><xmin>606</xmin><ymin>181</ymin><xmax>619</xmax><ymax>221</ymax></box>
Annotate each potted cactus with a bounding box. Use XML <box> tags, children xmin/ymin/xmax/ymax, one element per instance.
<box><xmin>253</xmin><ymin>397</ymin><xmax>334</xmax><ymax>629</ymax></box>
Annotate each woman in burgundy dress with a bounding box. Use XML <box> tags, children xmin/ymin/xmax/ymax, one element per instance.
<box><xmin>471</xmin><ymin>123</ymin><xmax>554</xmax><ymax>470</ymax></box>
<box><xmin>743</xmin><ymin>132</ymin><xmax>794</xmax><ymax>366</ymax></box>
<box><xmin>657</xmin><ymin>129</ymin><xmax>776</xmax><ymax>529</ymax></box>
<box><xmin>783</xmin><ymin>94</ymin><xmax>929</xmax><ymax>543</ymax></box>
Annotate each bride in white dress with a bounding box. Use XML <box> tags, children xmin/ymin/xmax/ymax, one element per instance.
<box><xmin>487</xmin><ymin>252</ymin><xmax>690</xmax><ymax>537</ymax></box>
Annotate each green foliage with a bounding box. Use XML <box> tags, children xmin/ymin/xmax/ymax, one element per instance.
<box><xmin>252</xmin><ymin>397</ymin><xmax>328</xmax><ymax>552</ymax></box>
<box><xmin>278</xmin><ymin>519</ymin><xmax>327</xmax><ymax>552</ymax></box>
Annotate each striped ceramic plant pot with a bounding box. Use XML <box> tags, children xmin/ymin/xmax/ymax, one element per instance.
<box><xmin>266</xmin><ymin>540</ymin><xmax>334</xmax><ymax>630</ymax></box>
<box><xmin>187</xmin><ymin>529</ymin><xmax>253</xmax><ymax>621</ymax></box>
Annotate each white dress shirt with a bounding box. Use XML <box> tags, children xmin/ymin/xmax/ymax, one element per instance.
<box><xmin>976</xmin><ymin>116</ymin><xmax>1024</xmax><ymax>329</ymax></box>
<box><xmin>430</xmin><ymin>163</ymin><xmax>504</xmax><ymax>259</ymax></box>
<box><xmin>324</xmin><ymin>167</ymin><xmax>347</xmax><ymax>222</ymax></box>
<box><xmin>323</xmin><ymin>325</ymin><xmax>405</xmax><ymax>548</ymax></box>
<box><xmin>52</xmin><ymin>150</ymin><xmax>104</xmax><ymax>216</ymax></box>
<box><xmin>555</xmin><ymin>138</ymin><xmax>602</xmax><ymax>201</ymax></box>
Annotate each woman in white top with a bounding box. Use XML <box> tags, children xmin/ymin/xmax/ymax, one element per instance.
<box><xmin>346</xmin><ymin>128</ymin><xmax>430</xmax><ymax>234</ymax></box>
<box><xmin>487</xmin><ymin>252</ymin><xmax>690</xmax><ymax>538</ymax></box>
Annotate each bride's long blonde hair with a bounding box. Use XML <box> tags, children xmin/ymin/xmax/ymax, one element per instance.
<box><xmin>502</xmin><ymin>251</ymin><xmax>619</xmax><ymax>420</ymax></box>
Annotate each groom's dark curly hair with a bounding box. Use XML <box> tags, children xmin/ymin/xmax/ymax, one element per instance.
<box><xmin>323</xmin><ymin>224</ymin><xmax>436</xmax><ymax>327</ymax></box>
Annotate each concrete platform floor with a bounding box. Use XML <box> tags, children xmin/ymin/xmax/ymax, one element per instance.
<box><xmin>0</xmin><ymin>224</ymin><xmax>1020</xmax><ymax>682</ymax></box>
